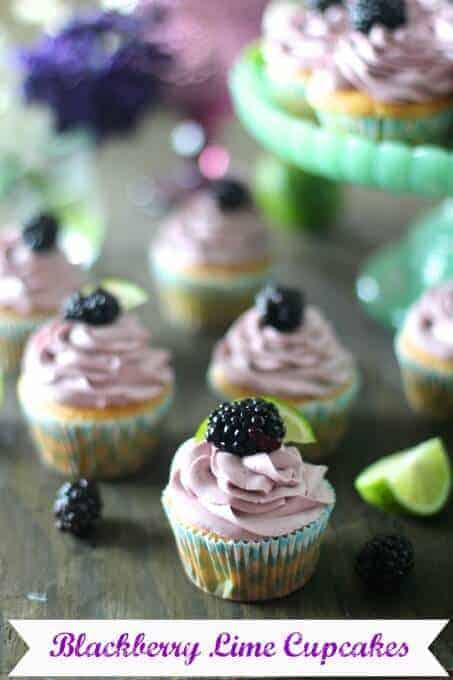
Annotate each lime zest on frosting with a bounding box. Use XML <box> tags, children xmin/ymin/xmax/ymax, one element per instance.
<box><xmin>82</xmin><ymin>279</ymin><xmax>149</xmax><ymax>311</ymax></box>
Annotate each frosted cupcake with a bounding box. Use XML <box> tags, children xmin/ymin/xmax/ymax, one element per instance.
<box><xmin>307</xmin><ymin>0</ymin><xmax>453</xmax><ymax>144</ymax></box>
<box><xmin>150</xmin><ymin>178</ymin><xmax>272</xmax><ymax>330</ymax></box>
<box><xmin>262</xmin><ymin>0</ymin><xmax>347</xmax><ymax>116</ymax></box>
<box><xmin>162</xmin><ymin>397</ymin><xmax>335</xmax><ymax>601</ymax></box>
<box><xmin>0</xmin><ymin>213</ymin><xmax>82</xmax><ymax>372</ymax></box>
<box><xmin>208</xmin><ymin>284</ymin><xmax>359</xmax><ymax>457</ymax></box>
<box><xmin>18</xmin><ymin>286</ymin><xmax>174</xmax><ymax>479</ymax></box>
<box><xmin>395</xmin><ymin>281</ymin><xmax>453</xmax><ymax>418</ymax></box>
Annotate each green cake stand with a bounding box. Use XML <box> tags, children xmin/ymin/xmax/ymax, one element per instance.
<box><xmin>230</xmin><ymin>46</ymin><xmax>453</xmax><ymax>329</ymax></box>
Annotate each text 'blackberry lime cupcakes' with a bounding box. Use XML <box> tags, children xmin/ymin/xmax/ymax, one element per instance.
<box><xmin>0</xmin><ymin>213</ymin><xmax>83</xmax><ymax>372</ymax></box>
<box><xmin>307</xmin><ymin>0</ymin><xmax>453</xmax><ymax>144</ymax></box>
<box><xmin>208</xmin><ymin>284</ymin><xmax>360</xmax><ymax>458</ymax></box>
<box><xmin>18</xmin><ymin>284</ymin><xmax>174</xmax><ymax>480</ymax></box>
<box><xmin>395</xmin><ymin>281</ymin><xmax>453</xmax><ymax>419</ymax></box>
<box><xmin>150</xmin><ymin>178</ymin><xmax>272</xmax><ymax>331</ymax></box>
<box><xmin>162</xmin><ymin>398</ymin><xmax>335</xmax><ymax>601</ymax></box>
<box><xmin>262</xmin><ymin>0</ymin><xmax>348</xmax><ymax>116</ymax></box>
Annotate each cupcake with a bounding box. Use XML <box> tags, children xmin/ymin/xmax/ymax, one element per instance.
<box><xmin>395</xmin><ymin>281</ymin><xmax>453</xmax><ymax>418</ymax></box>
<box><xmin>18</xmin><ymin>286</ymin><xmax>174</xmax><ymax>479</ymax></box>
<box><xmin>262</xmin><ymin>0</ymin><xmax>347</xmax><ymax>116</ymax></box>
<box><xmin>150</xmin><ymin>178</ymin><xmax>272</xmax><ymax>331</ymax></box>
<box><xmin>208</xmin><ymin>284</ymin><xmax>359</xmax><ymax>458</ymax></box>
<box><xmin>307</xmin><ymin>0</ymin><xmax>453</xmax><ymax>144</ymax></box>
<box><xmin>0</xmin><ymin>213</ymin><xmax>83</xmax><ymax>372</ymax></box>
<box><xmin>162</xmin><ymin>397</ymin><xmax>335</xmax><ymax>601</ymax></box>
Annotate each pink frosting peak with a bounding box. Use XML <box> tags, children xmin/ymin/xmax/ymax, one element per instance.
<box><xmin>152</xmin><ymin>190</ymin><xmax>270</xmax><ymax>269</ymax></box>
<box><xmin>166</xmin><ymin>438</ymin><xmax>335</xmax><ymax>540</ymax></box>
<box><xmin>435</xmin><ymin>3</ymin><xmax>453</xmax><ymax>60</ymax></box>
<box><xmin>0</xmin><ymin>229</ymin><xmax>83</xmax><ymax>316</ymax></box>
<box><xmin>210</xmin><ymin>306</ymin><xmax>356</xmax><ymax>399</ymax></box>
<box><xmin>22</xmin><ymin>313</ymin><xmax>174</xmax><ymax>408</ymax></box>
<box><xmin>327</xmin><ymin>16</ymin><xmax>453</xmax><ymax>103</ymax></box>
<box><xmin>402</xmin><ymin>280</ymin><xmax>453</xmax><ymax>362</ymax></box>
<box><xmin>262</xmin><ymin>0</ymin><xmax>348</xmax><ymax>74</ymax></box>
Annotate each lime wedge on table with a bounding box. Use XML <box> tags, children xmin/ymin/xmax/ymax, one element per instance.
<box><xmin>195</xmin><ymin>398</ymin><xmax>315</xmax><ymax>446</ymax></box>
<box><xmin>355</xmin><ymin>438</ymin><xmax>451</xmax><ymax>516</ymax></box>
<box><xmin>100</xmin><ymin>279</ymin><xmax>148</xmax><ymax>310</ymax></box>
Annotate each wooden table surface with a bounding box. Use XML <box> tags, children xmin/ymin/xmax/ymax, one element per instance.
<box><xmin>1</xmin><ymin>7</ymin><xmax>453</xmax><ymax>678</ymax></box>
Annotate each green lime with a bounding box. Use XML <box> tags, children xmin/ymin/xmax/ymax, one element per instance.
<box><xmin>355</xmin><ymin>438</ymin><xmax>451</xmax><ymax>517</ymax></box>
<box><xmin>100</xmin><ymin>279</ymin><xmax>148</xmax><ymax>311</ymax></box>
<box><xmin>195</xmin><ymin>397</ymin><xmax>315</xmax><ymax>446</ymax></box>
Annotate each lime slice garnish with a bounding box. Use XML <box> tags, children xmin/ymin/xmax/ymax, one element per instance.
<box><xmin>355</xmin><ymin>438</ymin><xmax>451</xmax><ymax>517</ymax></box>
<box><xmin>100</xmin><ymin>279</ymin><xmax>148</xmax><ymax>311</ymax></box>
<box><xmin>195</xmin><ymin>397</ymin><xmax>315</xmax><ymax>446</ymax></box>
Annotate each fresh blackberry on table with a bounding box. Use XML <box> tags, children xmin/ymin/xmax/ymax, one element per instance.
<box><xmin>54</xmin><ymin>479</ymin><xmax>102</xmax><ymax>538</ymax></box>
<box><xmin>305</xmin><ymin>0</ymin><xmax>343</xmax><ymax>12</ymax></box>
<box><xmin>256</xmin><ymin>283</ymin><xmax>304</xmax><ymax>332</ymax></box>
<box><xmin>62</xmin><ymin>288</ymin><xmax>121</xmax><ymax>325</ymax></box>
<box><xmin>349</xmin><ymin>0</ymin><xmax>406</xmax><ymax>33</ymax></box>
<box><xmin>356</xmin><ymin>535</ymin><xmax>414</xmax><ymax>592</ymax></box>
<box><xmin>210</xmin><ymin>178</ymin><xmax>251</xmax><ymax>212</ymax></box>
<box><xmin>22</xmin><ymin>213</ymin><xmax>59</xmax><ymax>252</ymax></box>
<box><xmin>206</xmin><ymin>398</ymin><xmax>286</xmax><ymax>457</ymax></box>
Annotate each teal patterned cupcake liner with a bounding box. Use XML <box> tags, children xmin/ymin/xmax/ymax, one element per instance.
<box><xmin>0</xmin><ymin>314</ymin><xmax>48</xmax><ymax>373</ymax></box>
<box><xmin>395</xmin><ymin>335</ymin><xmax>453</xmax><ymax>418</ymax></box>
<box><xmin>19</xmin><ymin>388</ymin><xmax>173</xmax><ymax>479</ymax></box>
<box><xmin>314</xmin><ymin>109</ymin><xmax>453</xmax><ymax>146</ymax></box>
<box><xmin>162</xmin><ymin>490</ymin><xmax>334</xmax><ymax>602</ymax></box>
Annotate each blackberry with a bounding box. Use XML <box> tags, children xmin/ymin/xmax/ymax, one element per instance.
<box><xmin>54</xmin><ymin>479</ymin><xmax>102</xmax><ymax>538</ymax></box>
<box><xmin>210</xmin><ymin>178</ymin><xmax>251</xmax><ymax>212</ymax></box>
<box><xmin>62</xmin><ymin>288</ymin><xmax>121</xmax><ymax>325</ymax></box>
<box><xmin>349</xmin><ymin>0</ymin><xmax>406</xmax><ymax>33</ymax></box>
<box><xmin>22</xmin><ymin>213</ymin><xmax>59</xmax><ymax>252</ymax></box>
<box><xmin>356</xmin><ymin>535</ymin><xmax>415</xmax><ymax>592</ymax></box>
<box><xmin>207</xmin><ymin>398</ymin><xmax>286</xmax><ymax>457</ymax></box>
<box><xmin>256</xmin><ymin>283</ymin><xmax>304</xmax><ymax>332</ymax></box>
<box><xmin>305</xmin><ymin>0</ymin><xmax>343</xmax><ymax>12</ymax></box>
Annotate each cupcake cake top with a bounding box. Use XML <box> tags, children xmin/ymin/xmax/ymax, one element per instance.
<box><xmin>211</xmin><ymin>284</ymin><xmax>356</xmax><ymax>400</ymax></box>
<box><xmin>152</xmin><ymin>178</ymin><xmax>270</xmax><ymax>270</ymax></box>
<box><xmin>402</xmin><ymin>280</ymin><xmax>453</xmax><ymax>362</ymax></box>
<box><xmin>262</xmin><ymin>0</ymin><xmax>348</xmax><ymax>74</ymax></box>
<box><xmin>0</xmin><ymin>213</ymin><xmax>83</xmax><ymax>316</ymax></box>
<box><xmin>166</xmin><ymin>398</ymin><xmax>335</xmax><ymax>540</ymax></box>
<box><xmin>22</xmin><ymin>285</ymin><xmax>173</xmax><ymax>409</ymax></box>
<box><xmin>316</xmin><ymin>0</ymin><xmax>453</xmax><ymax>103</ymax></box>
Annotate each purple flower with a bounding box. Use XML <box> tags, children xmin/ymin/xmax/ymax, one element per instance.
<box><xmin>19</xmin><ymin>11</ymin><xmax>171</xmax><ymax>141</ymax></box>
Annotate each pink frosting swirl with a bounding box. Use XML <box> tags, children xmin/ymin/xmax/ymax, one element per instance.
<box><xmin>326</xmin><ymin>17</ymin><xmax>453</xmax><ymax>103</ymax></box>
<box><xmin>152</xmin><ymin>190</ymin><xmax>270</xmax><ymax>269</ymax></box>
<box><xmin>262</xmin><ymin>1</ymin><xmax>348</xmax><ymax>74</ymax></box>
<box><xmin>210</xmin><ymin>306</ymin><xmax>356</xmax><ymax>399</ymax></box>
<box><xmin>435</xmin><ymin>3</ymin><xmax>453</xmax><ymax>60</ymax></box>
<box><xmin>22</xmin><ymin>313</ymin><xmax>174</xmax><ymax>408</ymax></box>
<box><xmin>402</xmin><ymin>281</ymin><xmax>453</xmax><ymax>362</ymax></box>
<box><xmin>0</xmin><ymin>229</ymin><xmax>83</xmax><ymax>316</ymax></box>
<box><xmin>166</xmin><ymin>438</ymin><xmax>335</xmax><ymax>540</ymax></box>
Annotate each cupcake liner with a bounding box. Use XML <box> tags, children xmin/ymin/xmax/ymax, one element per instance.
<box><xmin>314</xmin><ymin>109</ymin><xmax>453</xmax><ymax>146</ymax></box>
<box><xmin>151</xmin><ymin>257</ymin><xmax>271</xmax><ymax>330</ymax></box>
<box><xmin>162</xmin><ymin>492</ymin><xmax>334</xmax><ymax>602</ymax></box>
<box><xmin>19</xmin><ymin>391</ymin><xmax>173</xmax><ymax>479</ymax></box>
<box><xmin>0</xmin><ymin>315</ymin><xmax>46</xmax><ymax>373</ymax></box>
<box><xmin>395</xmin><ymin>338</ymin><xmax>453</xmax><ymax>418</ymax></box>
<box><xmin>208</xmin><ymin>368</ymin><xmax>360</xmax><ymax>459</ymax></box>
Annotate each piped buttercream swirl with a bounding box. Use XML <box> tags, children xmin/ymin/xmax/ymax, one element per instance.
<box><xmin>0</xmin><ymin>229</ymin><xmax>83</xmax><ymax>316</ymax></box>
<box><xmin>402</xmin><ymin>280</ymin><xmax>453</xmax><ymax>362</ymax></box>
<box><xmin>166</xmin><ymin>437</ymin><xmax>335</xmax><ymax>540</ymax></box>
<box><xmin>22</xmin><ymin>313</ymin><xmax>174</xmax><ymax>408</ymax></box>
<box><xmin>210</xmin><ymin>306</ymin><xmax>356</xmax><ymax>400</ymax></box>
<box><xmin>152</xmin><ymin>190</ymin><xmax>270</xmax><ymax>269</ymax></box>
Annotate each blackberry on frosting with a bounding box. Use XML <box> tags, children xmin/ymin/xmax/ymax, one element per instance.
<box><xmin>349</xmin><ymin>0</ymin><xmax>407</xmax><ymax>33</ymax></box>
<box><xmin>22</xmin><ymin>213</ymin><xmax>59</xmax><ymax>253</ymax></box>
<box><xmin>256</xmin><ymin>283</ymin><xmax>305</xmax><ymax>333</ymax></box>
<box><xmin>63</xmin><ymin>288</ymin><xmax>121</xmax><ymax>326</ymax></box>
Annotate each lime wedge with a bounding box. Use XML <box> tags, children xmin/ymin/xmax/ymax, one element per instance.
<box><xmin>100</xmin><ymin>279</ymin><xmax>148</xmax><ymax>311</ymax></box>
<box><xmin>355</xmin><ymin>438</ymin><xmax>451</xmax><ymax>517</ymax></box>
<box><xmin>195</xmin><ymin>397</ymin><xmax>316</xmax><ymax>446</ymax></box>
